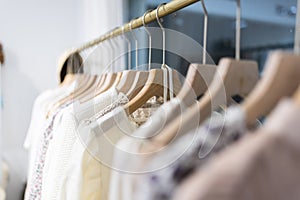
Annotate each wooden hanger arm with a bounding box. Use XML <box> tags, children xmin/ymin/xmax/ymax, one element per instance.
<box><xmin>126</xmin><ymin>71</ymin><xmax>149</xmax><ymax>100</ymax></box>
<box><xmin>77</xmin><ymin>75</ymin><xmax>102</xmax><ymax>101</ymax></box>
<box><xmin>123</xmin><ymin>69</ymin><xmax>164</xmax><ymax>114</ymax></box>
<box><xmin>123</xmin><ymin>69</ymin><xmax>182</xmax><ymax>115</ymax></box>
<box><xmin>177</xmin><ymin>64</ymin><xmax>216</xmax><ymax>106</ymax></box>
<box><xmin>79</xmin><ymin>74</ymin><xmax>106</xmax><ymax>103</ymax></box>
<box><xmin>95</xmin><ymin>73</ymin><xmax>117</xmax><ymax>93</ymax></box>
<box><xmin>147</xmin><ymin>57</ymin><xmax>258</xmax><ymax>148</ymax></box>
<box><xmin>124</xmin><ymin>83</ymin><xmax>164</xmax><ymax>114</ymax></box>
<box><xmin>242</xmin><ymin>51</ymin><xmax>300</xmax><ymax>125</ymax></box>
<box><xmin>111</xmin><ymin>72</ymin><xmax>123</xmax><ymax>87</ymax></box>
<box><xmin>293</xmin><ymin>85</ymin><xmax>300</xmax><ymax>107</ymax></box>
<box><xmin>116</xmin><ymin>70</ymin><xmax>137</xmax><ymax>94</ymax></box>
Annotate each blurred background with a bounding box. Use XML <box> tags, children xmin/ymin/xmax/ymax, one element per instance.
<box><xmin>0</xmin><ymin>0</ymin><xmax>297</xmax><ymax>199</ymax></box>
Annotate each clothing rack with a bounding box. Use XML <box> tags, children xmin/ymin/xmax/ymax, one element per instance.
<box><xmin>70</xmin><ymin>0</ymin><xmax>200</xmax><ymax>54</ymax></box>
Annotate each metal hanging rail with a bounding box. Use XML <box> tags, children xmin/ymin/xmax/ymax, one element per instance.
<box><xmin>70</xmin><ymin>0</ymin><xmax>200</xmax><ymax>54</ymax></box>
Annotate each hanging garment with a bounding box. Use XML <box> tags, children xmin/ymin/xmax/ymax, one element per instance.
<box><xmin>0</xmin><ymin>161</ymin><xmax>8</xmax><ymax>200</ymax></box>
<box><xmin>56</xmin><ymin>94</ymin><xmax>164</xmax><ymax>200</ymax></box>
<box><xmin>65</xmin><ymin>106</ymin><xmax>138</xmax><ymax>200</ymax></box>
<box><xmin>173</xmin><ymin>99</ymin><xmax>300</xmax><ymax>200</ymax></box>
<box><xmin>25</xmin><ymin>81</ymin><xmax>76</xmax><ymax>185</ymax></box>
<box><xmin>25</xmin><ymin>100</ymin><xmax>74</xmax><ymax>200</ymax></box>
<box><xmin>133</xmin><ymin>106</ymin><xmax>260</xmax><ymax>200</ymax></box>
<box><xmin>108</xmin><ymin>97</ymin><xmax>188</xmax><ymax>200</ymax></box>
<box><xmin>41</xmin><ymin>87</ymin><xmax>121</xmax><ymax>200</ymax></box>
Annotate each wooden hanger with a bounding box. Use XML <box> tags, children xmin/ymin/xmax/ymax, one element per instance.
<box><xmin>48</xmin><ymin>74</ymin><xmax>96</xmax><ymax>116</ymax></box>
<box><xmin>80</xmin><ymin>37</ymin><xmax>120</xmax><ymax>103</ymax></box>
<box><xmin>77</xmin><ymin>75</ymin><xmax>102</xmax><ymax>102</ymax></box>
<box><xmin>293</xmin><ymin>85</ymin><xmax>300</xmax><ymax>107</ymax></box>
<box><xmin>146</xmin><ymin>57</ymin><xmax>259</xmax><ymax>152</ymax></box>
<box><xmin>177</xmin><ymin>64</ymin><xmax>216</xmax><ymax>106</ymax></box>
<box><xmin>75</xmin><ymin>50</ymin><xmax>108</xmax><ymax>102</ymax></box>
<box><xmin>124</xmin><ymin>68</ymin><xmax>182</xmax><ymax>114</ymax></box>
<box><xmin>177</xmin><ymin>0</ymin><xmax>216</xmax><ymax>107</ymax></box>
<box><xmin>59</xmin><ymin>52</ymin><xmax>84</xmax><ymax>87</ymax></box>
<box><xmin>80</xmin><ymin>72</ymin><xmax>117</xmax><ymax>103</ymax></box>
<box><xmin>116</xmin><ymin>70</ymin><xmax>137</xmax><ymax>94</ymax></box>
<box><xmin>146</xmin><ymin>0</ymin><xmax>259</xmax><ymax>149</ymax></box>
<box><xmin>242</xmin><ymin>0</ymin><xmax>300</xmax><ymax>124</ymax></box>
<box><xmin>126</xmin><ymin>71</ymin><xmax>149</xmax><ymax>100</ymax></box>
<box><xmin>60</xmin><ymin>73</ymin><xmax>79</xmax><ymax>87</ymax></box>
<box><xmin>56</xmin><ymin>54</ymin><xmax>97</xmax><ymax>104</ymax></box>
<box><xmin>79</xmin><ymin>73</ymin><xmax>106</xmax><ymax>103</ymax></box>
<box><xmin>47</xmin><ymin>53</ymin><xmax>94</xmax><ymax>116</ymax></box>
<box><xmin>242</xmin><ymin>51</ymin><xmax>300</xmax><ymax>126</ymax></box>
<box><xmin>123</xmin><ymin>4</ymin><xmax>182</xmax><ymax>114</ymax></box>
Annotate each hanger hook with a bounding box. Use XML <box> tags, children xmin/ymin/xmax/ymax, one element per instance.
<box><xmin>200</xmin><ymin>0</ymin><xmax>208</xmax><ymax>65</ymax></box>
<box><xmin>156</xmin><ymin>3</ymin><xmax>167</xmax><ymax>67</ymax></box>
<box><xmin>122</xmin><ymin>26</ymin><xmax>131</xmax><ymax>70</ymax></box>
<box><xmin>143</xmin><ymin>9</ymin><xmax>153</xmax><ymax>71</ymax></box>
<box><xmin>112</xmin><ymin>27</ymin><xmax>121</xmax><ymax>71</ymax></box>
<box><xmin>236</xmin><ymin>0</ymin><xmax>241</xmax><ymax>60</ymax></box>
<box><xmin>109</xmin><ymin>32</ymin><xmax>115</xmax><ymax>72</ymax></box>
<box><xmin>130</xmin><ymin>19</ymin><xmax>139</xmax><ymax>70</ymax></box>
<box><xmin>105</xmin><ymin>32</ymin><xmax>113</xmax><ymax>73</ymax></box>
<box><xmin>101</xmin><ymin>30</ymin><xmax>111</xmax><ymax>73</ymax></box>
<box><xmin>156</xmin><ymin>3</ymin><xmax>174</xmax><ymax>102</ymax></box>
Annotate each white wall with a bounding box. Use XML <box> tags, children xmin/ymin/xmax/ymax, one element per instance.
<box><xmin>0</xmin><ymin>0</ymin><xmax>85</xmax><ymax>199</ymax></box>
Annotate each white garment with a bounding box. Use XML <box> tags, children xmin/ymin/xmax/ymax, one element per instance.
<box><xmin>59</xmin><ymin>106</ymin><xmax>137</xmax><ymax>200</ymax></box>
<box><xmin>42</xmin><ymin>87</ymin><xmax>120</xmax><ymax>200</ymax></box>
<box><xmin>108</xmin><ymin>98</ymin><xmax>187</xmax><ymax>200</ymax></box>
<box><xmin>0</xmin><ymin>161</ymin><xmax>8</xmax><ymax>190</ymax></box>
<box><xmin>0</xmin><ymin>188</ymin><xmax>5</xmax><ymax>200</ymax></box>
<box><xmin>25</xmin><ymin>81</ymin><xmax>76</xmax><ymax>149</ymax></box>
<box><xmin>24</xmin><ymin>81</ymin><xmax>76</xmax><ymax>182</ymax></box>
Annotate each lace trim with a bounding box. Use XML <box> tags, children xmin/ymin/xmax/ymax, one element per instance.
<box><xmin>83</xmin><ymin>95</ymin><xmax>164</xmax><ymax>127</ymax></box>
<box><xmin>130</xmin><ymin>96</ymin><xmax>164</xmax><ymax>126</ymax></box>
<box><xmin>84</xmin><ymin>93</ymin><xmax>129</xmax><ymax>125</ymax></box>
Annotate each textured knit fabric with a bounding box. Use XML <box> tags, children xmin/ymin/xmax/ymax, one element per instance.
<box><xmin>25</xmin><ymin>81</ymin><xmax>76</xmax><ymax>182</ymax></box>
<box><xmin>174</xmin><ymin>99</ymin><xmax>300</xmax><ymax>200</ymax></box>
<box><xmin>134</xmin><ymin>106</ymin><xmax>254</xmax><ymax>200</ymax></box>
<box><xmin>25</xmin><ymin>90</ymin><xmax>53</xmax><ymax>182</ymax></box>
<box><xmin>25</xmin><ymin>102</ymin><xmax>73</xmax><ymax>200</ymax></box>
<box><xmin>41</xmin><ymin>87</ymin><xmax>119</xmax><ymax>200</ymax></box>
